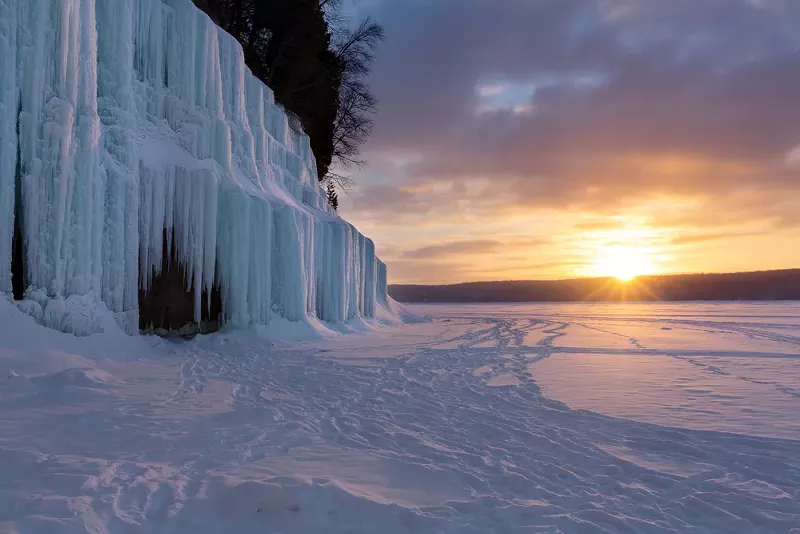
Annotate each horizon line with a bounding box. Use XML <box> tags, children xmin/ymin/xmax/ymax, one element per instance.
<box><xmin>389</xmin><ymin>267</ymin><xmax>800</xmax><ymax>287</ymax></box>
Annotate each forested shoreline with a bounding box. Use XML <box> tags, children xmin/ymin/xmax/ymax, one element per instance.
<box><xmin>193</xmin><ymin>0</ymin><xmax>383</xmax><ymax>209</ymax></box>
<box><xmin>390</xmin><ymin>270</ymin><xmax>800</xmax><ymax>303</ymax></box>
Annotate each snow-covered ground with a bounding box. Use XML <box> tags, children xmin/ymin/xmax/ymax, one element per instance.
<box><xmin>1</xmin><ymin>299</ymin><xmax>799</xmax><ymax>533</ymax></box>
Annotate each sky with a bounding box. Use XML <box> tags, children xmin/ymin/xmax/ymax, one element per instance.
<box><xmin>336</xmin><ymin>0</ymin><xmax>800</xmax><ymax>285</ymax></box>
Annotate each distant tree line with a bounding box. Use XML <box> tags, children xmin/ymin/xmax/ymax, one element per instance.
<box><xmin>389</xmin><ymin>270</ymin><xmax>800</xmax><ymax>303</ymax></box>
<box><xmin>193</xmin><ymin>0</ymin><xmax>383</xmax><ymax>210</ymax></box>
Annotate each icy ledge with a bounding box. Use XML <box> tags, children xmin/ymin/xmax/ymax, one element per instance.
<box><xmin>0</xmin><ymin>0</ymin><xmax>390</xmax><ymax>335</ymax></box>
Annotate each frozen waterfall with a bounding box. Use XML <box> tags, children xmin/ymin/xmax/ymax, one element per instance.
<box><xmin>0</xmin><ymin>0</ymin><xmax>389</xmax><ymax>335</ymax></box>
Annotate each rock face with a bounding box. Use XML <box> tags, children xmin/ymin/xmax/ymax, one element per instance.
<box><xmin>0</xmin><ymin>0</ymin><xmax>389</xmax><ymax>336</ymax></box>
<box><xmin>138</xmin><ymin>230</ymin><xmax>223</xmax><ymax>336</ymax></box>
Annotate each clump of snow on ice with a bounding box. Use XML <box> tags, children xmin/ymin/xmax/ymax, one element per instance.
<box><xmin>42</xmin><ymin>295</ymin><xmax>104</xmax><ymax>337</ymax></box>
<box><xmin>15</xmin><ymin>299</ymin><xmax>43</xmax><ymax>323</ymax></box>
<box><xmin>31</xmin><ymin>367</ymin><xmax>113</xmax><ymax>390</ymax></box>
<box><xmin>0</xmin><ymin>371</ymin><xmax>40</xmax><ymax>397</ymax></box>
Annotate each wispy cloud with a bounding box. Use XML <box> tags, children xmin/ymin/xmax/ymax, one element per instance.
<box><xmin>669</xmin><ymin>231</ymin><xmax>767</xmax><ymax>246</ymax></box>
<box><xmin>476</xmin><ymin>83</ymin><xmax>505</xmax><ymax>97</ymax></box>
<box><xmin>402</xmin><ymin>240</ymin><xmax>504</xmax><ymax>259</ymax></box>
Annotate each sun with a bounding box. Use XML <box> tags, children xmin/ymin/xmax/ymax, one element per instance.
<box><xmin>591</xmin><ymin>245</ymin><xmax>656</xmax><ymax>281</ymax></box>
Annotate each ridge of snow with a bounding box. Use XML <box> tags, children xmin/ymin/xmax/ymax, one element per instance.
<box><xmin>0</xmin><ymin>0</ymin><xmax>391</xmax><ymax>335</ymax></box>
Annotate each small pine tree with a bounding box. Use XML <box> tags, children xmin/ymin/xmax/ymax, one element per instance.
<box><xmin>326</xmin><ymin>181</ymin><xmax>339</xmax><ymax>211</ymax></box>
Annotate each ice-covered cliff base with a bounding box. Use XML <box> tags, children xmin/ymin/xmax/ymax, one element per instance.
<box><xmin>0</xmin><ymin>0</ymin><xmax>391</xmax><ymax>335</ymax></box>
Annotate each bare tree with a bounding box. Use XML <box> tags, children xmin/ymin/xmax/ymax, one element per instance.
<box><xmin>194</xmin><ymin>0</ymin><xmax>383</xmax><ymax>209</ymax></box>
<box><xmin>323</xmin><ymin>170</ymin><xmax>354</xmax><ymax>192</ymax></box>
<box><xmin>330</xmin><ymin>16</ymin><xmax>384</xmax><ymax>171</ymax></box>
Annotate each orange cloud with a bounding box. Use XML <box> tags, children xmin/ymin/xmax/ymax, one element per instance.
<box><xmin>338</xmin><ymin>0</ymin><xmax>800</xmax><ymax>284</ymax></box>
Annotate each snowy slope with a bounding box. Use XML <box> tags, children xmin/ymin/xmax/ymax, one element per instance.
<box><xmin>1</xmin><ymin>299</ymin><xmax>798</xmax><ymax>533</ymax></box>
<box><xmin>0</xmin><ymin>0</ymin><xmax>389</xmax><ymax>335</ymax></box>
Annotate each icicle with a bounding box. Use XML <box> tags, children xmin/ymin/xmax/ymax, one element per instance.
<box><xmin>0</xmin><ymin>0</ymin><xmax>19</xmax><ymax>294</ymax></box>
<box><xmin>0</xmin><ymin>0</ymin><xmax>389</xmax><ymax>335</ymax></box>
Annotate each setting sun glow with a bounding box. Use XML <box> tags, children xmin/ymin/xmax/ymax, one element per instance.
<box><xmin>591</xmin><ymin>245</ymin><xmax>657</xmax><ymax>281</ymax></box>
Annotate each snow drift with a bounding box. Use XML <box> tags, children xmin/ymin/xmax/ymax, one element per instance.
<box><xmin>0</xmin><ymin>0</ymin><xmax>389</xmax><ymax>335</ymax></box>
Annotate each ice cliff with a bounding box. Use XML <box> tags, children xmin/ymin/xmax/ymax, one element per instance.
<box><xmin>0</xmin><ymin>0</ymin><xmax>389</xmax><ymax>335</ymax></box>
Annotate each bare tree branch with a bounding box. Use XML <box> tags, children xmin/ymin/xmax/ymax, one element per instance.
<box><xmin>327</xmin><ymin>14</ymin><xmax>384</xmax><ymax>179</ymax></box>
<box><xmin>323</xmin><ymin>172</ymin><xmax>355</xmax><ymax>192</ymax></box>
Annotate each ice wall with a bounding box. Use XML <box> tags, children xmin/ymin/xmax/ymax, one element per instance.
<box><xmin>0</xmin><ymin>0</ymin><xmax>388</xmax><ymax>335</ymax></box>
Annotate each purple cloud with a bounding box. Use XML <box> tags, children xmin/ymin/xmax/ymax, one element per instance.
<box><xmin>344</xmin><ymin>0</ymin><xmax>800</xmax><ymax>224</ymax></box>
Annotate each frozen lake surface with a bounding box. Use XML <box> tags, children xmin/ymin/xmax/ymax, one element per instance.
<box><xmin>1</xmin><ymin>300</ymin><xmax>799</xmax><ymax>533</ymax></box>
